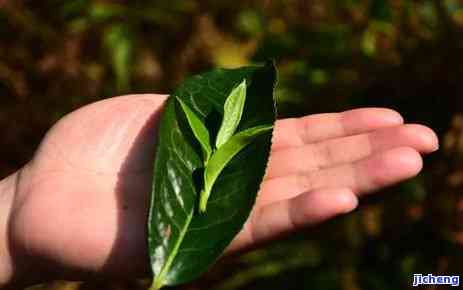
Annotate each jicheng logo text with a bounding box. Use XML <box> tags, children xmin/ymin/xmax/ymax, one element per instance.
<box><xmin>413</xmin><ymin>274</ymin><xmax>460</xmax><ymax>287</ymax></box>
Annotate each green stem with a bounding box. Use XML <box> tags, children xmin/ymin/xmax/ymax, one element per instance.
<box><xmin>199</xmin><ymin>188</ymin><xmax>210</xmax><ymax>213</ymax></box>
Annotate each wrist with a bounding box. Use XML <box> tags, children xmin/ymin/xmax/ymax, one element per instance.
<box><xmin>0</xmin><ymin>171</ymin><xmax>19</xmax><ymax>288</ymax></box>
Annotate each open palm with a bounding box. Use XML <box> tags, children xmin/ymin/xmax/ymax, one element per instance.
<box><xmin>9</xmin><ymin>94</ymin><xmax>438</xmax><ymax>283</ymax></box>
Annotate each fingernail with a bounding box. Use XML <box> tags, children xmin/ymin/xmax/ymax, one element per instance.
<box><xmin>338</xmin><ymin>190</ymin><xmax>358</xmax><ymax>213</ymax></box>
<box><xmin>424</xmin><ymin>129</ymin><xmax>439</xmax><ymax>152</ymax></box>
<box><xmin>385</xmin><ymin>111</ymin><xmax>404</xmax><ymax>125</ymax></box>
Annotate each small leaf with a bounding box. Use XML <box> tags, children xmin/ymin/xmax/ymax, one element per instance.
<box><xmin>176</xmin><ymin>97</ymin><xmax>212</xmax><ymax>162</ymax></box>
<box><xmin>215</xmin><ymin>79</ymin><xmax>247</xmax><ymax>148</ymax></box>
<box><xmin>199</xmin><ymin>125</ymin><xmax>273</xmax><ymax>212</ymax></box>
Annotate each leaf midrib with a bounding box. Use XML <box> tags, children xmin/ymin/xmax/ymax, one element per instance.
<box><xmin>150</xmin><ymin>210</ymin><xmax>194</xmax><ymax>290</ymax></box>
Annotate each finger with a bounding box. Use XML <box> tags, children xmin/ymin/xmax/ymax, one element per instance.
<box><xmin>267</xmin><ymin>124</ymin><xmax>438</xmax><ymax>179</ymax></box>
<box><xmin>259</xmin><ymin>147</ymin><xmax>422</xmax><ymax>205</ymax></box>
<box><xmin>229</xmin><ymin>188</ymin><xmax>357</xmax><ymax>252</ymax></box>
<box><xmin>272</xmin><ymin>108</ymin><xmax>404</xmax><ymax>150</ymax></box>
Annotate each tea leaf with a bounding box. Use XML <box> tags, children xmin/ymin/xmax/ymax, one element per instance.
<box><xmin>176</xmin><ymin>97</ymin><xmax>212</xmax><ymax>162</ymax></box>
<box><xmin>148</xmin><ymin>62</ymin><xmax>276</xmax><ymax>289</ymax></box>
<box><xmin>199</xmin><ymin>124</ymin><xmax>273</xmax><ymax>212</ymax></box>
<box><xmin>215</xmin><ymin>79</ymin><xmax>247</xmax><ymax>148</ymax></box>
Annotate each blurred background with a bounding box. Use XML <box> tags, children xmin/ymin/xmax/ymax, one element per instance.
<box><xmin>1</xmin><ymin>0</ymin><xmax>463</xmax><ymax>289</ymax></box>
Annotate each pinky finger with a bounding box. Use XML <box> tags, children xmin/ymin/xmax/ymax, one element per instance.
<box><xmin>228</xmin><ymin>188</ymin><xmax>358</xmax><ymax>252</ymax></box>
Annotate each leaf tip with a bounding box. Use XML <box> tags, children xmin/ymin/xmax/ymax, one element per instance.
<box><xmin>238</xmin><ymin>78</ymin><xmax>247</xmax><ymax>89</ymax></box>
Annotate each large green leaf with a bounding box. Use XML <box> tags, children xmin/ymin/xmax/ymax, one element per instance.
<box><xmin>148</xmin><ymin>62</ymin><xmax>277</xmax><ymax>289</ymax></box>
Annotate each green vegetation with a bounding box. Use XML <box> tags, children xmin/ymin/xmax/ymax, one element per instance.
<box><xmin>148</xmin><ymin>64</ymin><xmax>276</xmax><ymax>289</ymax></box>
<box><xmin>1</xmin><ymin>1</ymin><xmax>463</xmax><ymax>290</ymax></box>
<box><xmin>214</xmin><ymin>80</ymin><xmax>247</xmax><ymax>149</ymax></box>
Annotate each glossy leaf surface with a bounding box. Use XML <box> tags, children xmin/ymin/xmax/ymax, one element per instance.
<box><xmin>176</xmin><ymin>97</ymin><xmax>212</xmax><ymax>162</ymax></box>
<box><xmin>148</xmin><ymin>63</ymin><xmax>277</xmax><ymax>289</ymax></box>
<box><xmin>199</xmin><ymin>124</ymin><xmax>273</xmax><ymax>212</ymax></box>
<box><xmin>215</xmin><ymin>79</ymin><xmax>247</xmax><ymax>148</ymax></box>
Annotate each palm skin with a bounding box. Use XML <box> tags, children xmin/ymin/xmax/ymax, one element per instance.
<box><xmin>7</xmin><ymin>94</ymin><xmax>438</xmax><ymax>284</ymax></box>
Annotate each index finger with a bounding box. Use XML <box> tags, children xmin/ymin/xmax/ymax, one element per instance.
<box><xmin>272</xmin><ymin>108</ymin><xmax>404</xmax><ymax>150</ymax></box>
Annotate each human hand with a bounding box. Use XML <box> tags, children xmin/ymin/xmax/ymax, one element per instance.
<box><xmin>1</xmin><ymin>94</ymin><xmax>438</xmax><ymax>286</ymax></box>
